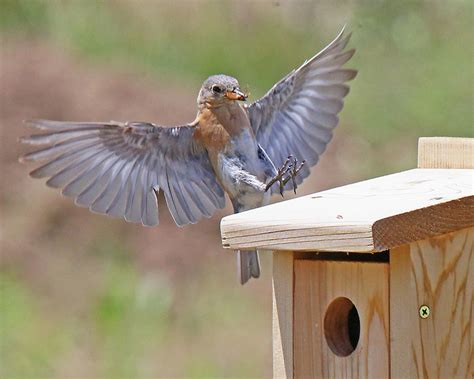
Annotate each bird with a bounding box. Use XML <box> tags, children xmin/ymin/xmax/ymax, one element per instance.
<box><xmin>19</xmin><ymin>27</ymin><xmax>357</xmax><ymax>284</ymax></box>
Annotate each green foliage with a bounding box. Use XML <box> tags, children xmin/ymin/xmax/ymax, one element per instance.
<box><xmin>0</xmin><ymin>273</ymin><xmax>70</xmax><ymax>379</ymax></box>
<box><xmin>93</xmin><ymin>261</ymin><xmax>172</xmax><ymax>379</ymax></box>
<box><xmin>350</xmin><ymin>1</ymin><xmax>473</xmax><ymax>143</ymax></box>
<box><xmin>0</xmin><ymin>0</ymin><xmax>48</xmax><ymax>34</ymax></box>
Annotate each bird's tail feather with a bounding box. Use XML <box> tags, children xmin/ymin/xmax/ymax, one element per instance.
<box><xmin>237</xmin><ymin>250</ymin><xmax>260</xmax><ymax>285</ymax></box>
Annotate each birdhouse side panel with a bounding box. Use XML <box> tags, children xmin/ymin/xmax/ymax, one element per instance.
<box><xmin>390</xmin><ymin>227</ymin><xmax>474</xmax><ymax>378</ymax></box>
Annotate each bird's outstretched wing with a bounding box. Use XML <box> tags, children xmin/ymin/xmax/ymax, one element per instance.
<box><xmin>247</xmin><ymin>27</ymin><xmax>356</xmax><ymax>193</ymax></box>
<box><xmin>20</xmin><ymin>120</ymin><xmax>225</xmax><ymax>226</ymax></box>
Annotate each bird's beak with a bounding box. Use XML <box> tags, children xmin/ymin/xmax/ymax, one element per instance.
<box><xmin>225</xmin><ymin>88</ymin><xmax>248</xmax><ymax>101</ymax></box>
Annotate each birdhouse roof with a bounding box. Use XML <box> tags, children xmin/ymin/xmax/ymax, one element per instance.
<box><xmin>220</xmin><ymin>168</ymin><xmax>473</xmax><ymax>253</ymax></box>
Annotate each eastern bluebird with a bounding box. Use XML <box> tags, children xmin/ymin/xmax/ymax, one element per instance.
<box><xmin>20</xmin><ymin>28</ymin><xmax>356</xmax><ymax>284</ymax></box>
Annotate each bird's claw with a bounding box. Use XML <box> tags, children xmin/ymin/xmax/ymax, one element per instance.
<box><xmin>264</xmin><ymin>155</ymin><xmax>292</xmax><ymax>195</ymax></box>
<box><xmin>282</xmin><ymin>158</ymin><xmax>306</xmax><ymax>194</ymax></box>
<box><xmin>265</xmin><ymin>155</ymin><xmax>306</xmax><ymax>196</ymax></box>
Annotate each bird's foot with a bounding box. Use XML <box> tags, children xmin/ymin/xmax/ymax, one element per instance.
<box><xmin>265</xmin><ymin>156</ymin><xmax>306</xmax><ymax>196</ymax></box>
<box><xmin>283</xmin><ymin>157</ymin><xmax>306</xmax><ymax>194</ymax></box>
<box><xmin>264</xmin><ymin>155</ymin><xmax>293</xmax><ymax>195</ymax></box>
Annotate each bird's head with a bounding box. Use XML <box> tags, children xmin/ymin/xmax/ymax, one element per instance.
<box><xmin>198</xmin><ymin>75</ymin><xmax>248</xmax><ymax>108</ymax></box>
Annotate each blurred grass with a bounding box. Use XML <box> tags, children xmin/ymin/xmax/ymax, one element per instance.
<box><xmin>1</xmin><ymin>1</ymin><xmax>473</xmax><ymax>378</ymax></box>
<box><xmin>0</xmin><ymin>273</ymin><xmax>71</xmax><ymax>379</ymax></box>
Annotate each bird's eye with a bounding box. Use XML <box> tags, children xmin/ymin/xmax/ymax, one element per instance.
<box><xmin>212</xmin><ymin>85</ymin><xmax>222</xmax><ymax>94</ymax></box>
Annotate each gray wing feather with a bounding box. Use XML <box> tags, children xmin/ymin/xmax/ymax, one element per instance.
<box><xmin>20</xmin><ymin>120</ymin><xmax>225</xmax><ymax>227</ymax></box>
<box><xmin>75</xmin><ymin>153</ymin><xmax>120</xmax><ymax>206</ymax></box>
<box><xmin>89</xmin><ymin>157</ymin><xmax>130</xmax><ymax>214</ymax></box>
<box><xmin>247</xmin><ymin>27</ymin><xmax>357</xmax><ymax>193</ymax></box>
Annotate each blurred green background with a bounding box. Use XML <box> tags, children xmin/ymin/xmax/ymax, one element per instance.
<box><xmin>0</xmin><ymin>1</ymin><xmax>472</xmax><ymax>378</ymax></box>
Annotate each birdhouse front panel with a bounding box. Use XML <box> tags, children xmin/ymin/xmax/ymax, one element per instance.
<box><xmin>293</xmin><ymin>259</ymin><xmax>389</xmax><ymax>378</ymax></box>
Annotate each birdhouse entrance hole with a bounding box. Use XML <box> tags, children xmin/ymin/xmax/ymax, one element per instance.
<box><xmin>324</xmin><ymin>297</ymin><xmax>360</xmax><ymax>357</ymax></box>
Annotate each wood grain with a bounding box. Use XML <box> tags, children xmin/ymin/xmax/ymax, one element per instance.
<box><xmin>273</xmin><ymin>251</ymin><xmax>294</xmax><ymax>379</ymax></box>
<box><xmin>373</xmin><ymin>196</ymin><xmax>474</xmax><ymax>251</ymax></box>
<box><xmin>294</xmin><ymin>260</ymin><xmax>389</xmax><ymax>378</ymax></box>
<box><xmin>390</xmin><ymin>228</ymin><xmax>474</xmax><ymax>378</ymax></box>
<box><xmin>221</xmin><ymin>169</ymin><xmax>473</xmax><ymax>253</ymax></box>
<box><xmin>418</xmin><ymin>137</ymin><xmax>474</xmax><ymax>169</ymax></box>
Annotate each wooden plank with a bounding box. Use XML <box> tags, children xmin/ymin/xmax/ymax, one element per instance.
<box><xmin>418</xmin><ymin>137</ymin><xmax>474</xmax><ymax>168</ymax></box>
<box><xmin>390</xmin><ymin>228</ymin><xmax>474</xmax><ymax>378</ymax></box>
<box><xmin>272</xmin><ymin>251</ymin><xmax>294</xmax><ymax>379</ymax></box>
<box><xmin>294</xmin><ymin>260</ymin><xmax>390</xmax><ymax>378</ymax></box>
<box><xmin>221</xmin><ymin>168</ymin><xmax>474</xmax><ymax>253</ymax></box>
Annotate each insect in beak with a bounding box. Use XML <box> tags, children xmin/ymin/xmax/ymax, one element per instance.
<box><xmin>225</xmin><ymin>88</ymin><xmax>248</xmax><ymax>101</ymax></box>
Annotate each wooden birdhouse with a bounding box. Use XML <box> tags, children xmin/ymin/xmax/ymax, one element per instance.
<box><xmin>220</xmin><ymin>137</ymin><xmax>473</xmax><ymax>378</ymax></box>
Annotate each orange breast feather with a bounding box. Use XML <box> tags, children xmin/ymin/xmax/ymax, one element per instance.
<box><xmin>194</xmin><ymin>109</ymin><xmax>231</xmax><ymax>152</ymax></box>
